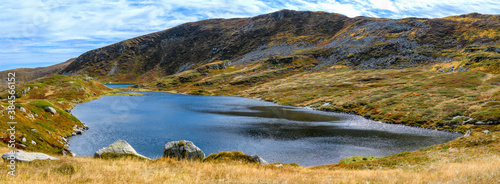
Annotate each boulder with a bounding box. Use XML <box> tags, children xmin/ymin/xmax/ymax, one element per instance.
<box><xmin>94</xmin><ymin>140</ymin><xmax>149</xmax><ymax>159</ymax></box>
<box><xmin>251</xmin><ymin>155</ymin><xmax>269</xmax><ymax>165</ymax></box>
<box><xmin>21</xmin><ymin>137</ymin><xmax>26</xmax><ymax>142</ymax></box>
<box><xmin>483</xmin><ymin>130</ymin><xmax>490</xmax><ymax>135</ymax></box>
<box><xmin>19</xmin><ymin>107</ymin><xmax>26</xmax><ymax>113</ymax></box>
<box><xmin>464</xmin><ymin>130</ymin><xmax>471</xmax><ymax>137</ymax></box>
<box><xmin>44</xmin><ymin>106</ymin><xmax>57</xmax><ymax>114</ymax></box>
<box><xmin>2</xmin><ymin>150</ymin><xmax>59</xmax><ymax>162</ymax></box>
<box><xmin>163</xmin><ymin>140</ymin><xmax>205</xmax><ymax>160</ymax></box>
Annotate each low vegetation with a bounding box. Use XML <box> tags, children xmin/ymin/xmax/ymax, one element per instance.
<box><xmin>1</xmin><ymin>131</ymin><xmax>497</xmax><ymax>183</ymax></box>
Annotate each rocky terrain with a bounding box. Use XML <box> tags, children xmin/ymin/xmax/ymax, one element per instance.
<box><xmin>59</xmin><ymin>10</ymin><xmax>500</xmax><ymax>83</ymax></box>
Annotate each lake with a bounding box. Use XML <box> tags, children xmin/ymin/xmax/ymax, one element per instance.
<box><xmin>68</xmin><ymin>92</ymin><xmax>460</xmax><ymax>166</ymax></box>
<box><xmin>104</xmin><ymin>83</ymin><xmax>135</xmax><ymax>88</ymax></box>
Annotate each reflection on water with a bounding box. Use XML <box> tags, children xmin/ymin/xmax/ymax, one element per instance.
<box><xmin>68</xmin><ymin>92</ymin><xmax>460</xmax><ymax>166</ymax></box>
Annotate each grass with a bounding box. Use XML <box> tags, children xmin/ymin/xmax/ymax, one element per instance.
<box><xmin>0</xmin><ymin>132</ymin><xmax>498</xmax><ymax>183</ymax></box>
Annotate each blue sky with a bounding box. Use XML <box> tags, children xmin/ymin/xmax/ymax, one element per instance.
<box><xmin>1</xmin><ymin>0</ymin><xmax>499</xmax><ymax>71</ymax></box>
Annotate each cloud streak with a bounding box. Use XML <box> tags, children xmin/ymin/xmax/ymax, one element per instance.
<box><xmin>1</xmin><ymin>0</ymin><xmax>499</xmax><ymax>71</ymax></box>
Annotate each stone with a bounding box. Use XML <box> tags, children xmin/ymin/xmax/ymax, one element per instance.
<box><xmin>22</xmin><ymin>137</ymin><xmax>26</xmax><ymax>142</ymax></box>
<box><xmin>30</xmin><ymin>128</ymin><xmax>37</xmax><ymax>132</ymax></box>
<box><xmin>44</xmin><ymin>106</ymin><xmax>57</xmax><ymax>114</ymax></box>
<box><xmin>94</xmin><ymin>140</ymin><xmax>149</xmax><ymax>159</ymax></box>
<box><xmin>2</xmin><ymin>150</ymin><xmax>59</xmax><ymax>162</ymax></box>
<box><xmin>71</xmin><ymin>132</ymin><xmax>76</xmax><ymax>136</ymax></box>
<box><xmin>483</xmin><ymin>130</ymin><xmax>490</xmax><ymax>135</ymax></box>
<box><xmin>251</xmin><ymin>155</ymin><xmax>269</xmax><ymax>165</ymax></box>
<box><xmin>19</xmin><ymin>107</ymin><xmax>26</xmax><ymax>113</ymax></box>
<box><xmin>31</xmin><ymin>140</ymin><xmax>36</xmax><ymax>145</ymax></box>
<box><xmin>274</xmin><ymin>164</ymin><xmax>284</xmax><ymax>168</ymax></box>
<box><xmin>464</xmin><ymin>130</ymin><xmax>471</xmax><ymax>137</ymax></box>
<box><xmin>163</xmin><ymin>140</ymin><xmax>205</xmax><ymax>160</ymax></box>
<box><xmin>73</xmin><ymin>129</ymin><xmax>83</xmax><ymax>135</ymax></box>
<box><xmin>65</xmin><ymin>109</ymin><xmax>71</xmax><ymax>113</ymax></box>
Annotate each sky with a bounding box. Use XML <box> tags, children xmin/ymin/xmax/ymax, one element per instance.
<box><xmin>1</xmin><ymin>0</ymin><xmax>499</xmax><ymax>71</ymax></box>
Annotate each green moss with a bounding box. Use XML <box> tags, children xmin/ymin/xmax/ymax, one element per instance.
<box><xmin>99</xmin><ymin>153</ymin><xmax>147</xmax><ymax>160</ymax></box>
<box><xmin>203</xmin><ymin>151</ymin><xmax>258</xmax><ymax>164</ymax></box>
<box><xmin>55</xmin><ymin>164</ymin><xmax>77</xmax><ymax>175</ymax></box>
<box><xmin>339</xmin><ymin>156</ymin><xmax>383</xmax><ymax>164</ymax></box>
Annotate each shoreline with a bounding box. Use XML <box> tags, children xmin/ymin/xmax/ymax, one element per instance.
<box><xmin>66</xmin><ymin>89</ymin><xmax>463</xmax><ymax>165</ymax></box>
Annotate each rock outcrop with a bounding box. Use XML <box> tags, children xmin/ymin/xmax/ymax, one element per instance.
<box><xmin>163</xmin><ymin>140</ymin><xmax>205</xmax><ymax>160</ymax></box>
<box><xmin>251</xmin><ymin>155</ymin><xmax>269</xmax><ymax>165</ymax></box>
<box><xmin>44</xmin><ymin>106</ymin><xmax>57</xmax><ymax>114</ymax></box>
<box><xmin>2</xmin><ymin>150</ymin><xmax>59</xmax><ymax>162</ymax></box>
<box><xmin>94</xmin><ymin>140</ymin><xmax>150</xmax><ymax>159</ymax></box>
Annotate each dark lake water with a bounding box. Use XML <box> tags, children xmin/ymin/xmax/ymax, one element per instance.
<box><xmin>104</xmin><ymin>83</ymin><xmax>134</xmax><ymax>88</ymax></box>
<box><xmin>68</xmin><ymin>92</ymin><xmax>460</xmax><ymax>166</ymax></box>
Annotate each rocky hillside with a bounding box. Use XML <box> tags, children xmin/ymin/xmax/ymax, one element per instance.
<box><xmin>60</xmin><ymin>10</ymin><xmax>500</xmax><ymax>82</ymax></box>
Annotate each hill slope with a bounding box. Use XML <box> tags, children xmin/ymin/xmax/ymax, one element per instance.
<box><xmin>60</xmin><ymin>10</ymin><xmax>500</xmax><ymax>83</ymax></box>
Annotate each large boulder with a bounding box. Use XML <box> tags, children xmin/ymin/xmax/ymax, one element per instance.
<box><xmin>163</xmin><ymin>140</ymin><xmax>205</xmax><ymax>160</ymax></box>
<box><xmin>44</xmin><ymin>106</ymin><xmax>57</xmax><ymax>114</ymax></box>
<box><xmin>251</xmin><ymin>155</ymin><xmax>269</xmax><ymax>165</ymax></box>
<box><xmin>2</xmin><ymin>150</ymin><xmax>59</xmax><ymax>162</ymax></box>
<box><xmin>94</xmin><ymin>140</ymin><xmax>150</xmax><ymax>160</ymax></box>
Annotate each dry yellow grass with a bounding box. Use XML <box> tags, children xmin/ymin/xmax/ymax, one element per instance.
<box><xmin>1</xmin><ymin>132</ymin><xmax>499</xmax><ymax>184</ymax></box>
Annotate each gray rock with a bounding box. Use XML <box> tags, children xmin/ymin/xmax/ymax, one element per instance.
<box><xmin>64</xmin><ymin>109</ymin><xmax>71</xmax><ymax>113</ymax></box>
<box><xmin>44</xmin><ymin>106</ymin><xmax>57</xmax><ymax>114</ymax></box>
<box><xmin>71</xmin><ymin>132</ymin><xmax>76</xmax><ymax>136</ymax></box>
<box><xmin>2</xmin><ymin>150</ymin><xmax>59</xmax><ymax>162</ymax></box>
<box><xmin>30</xmin><ymin>128</ymin><xmax>37</xmax><ymax>132</ymax></box>
<box><xmin>464</xmin><ymin>130</ymin><xmax>471</xmax><ymax>137</ymax></box>
<box><xmin>163</xmin><ymin>140</ymin><xmax>205</xmax><ymax>160</ymax></box>
<box><xmin>483</xmin><ymin>130</ymin><xmax>490</xmax><ymax>135</ymax></box>
<box><xmin>31</xmin><ymin>140</ymin><xmax>36</xmax><ymax>145</ymax></box>
<box><xmin>94</xmin><ymin>140</ymin><xmax>149</xmax><ymax>159</ymax></box>
<box><xmin>73</xmin><ymin>129</ymin><xmax>82</xmax><ymax>135</ymax></box>
<box><xmin>251</xmin><ymin>155</ymin><xmax>269</xmax><ymax>165</ymax></box>
<box><xmin>22</xmin><ymin>137</ymin><xmax>26</xmax><ymax>142</ymax></box>
<box><xmin>19</xmin><ymin>107</ymin><xmax>26</xmax><ymax>113</ymax></box>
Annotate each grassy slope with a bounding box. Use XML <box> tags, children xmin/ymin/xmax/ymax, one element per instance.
<box><xmin>0</xmin><ymin>74</ymin><xmax>114</xmax><ymax>154</ymax></box>
<box><xmin>1</xmin><ymin>132</ymin><xmax>498</xmax><ymax>183</ymax></box>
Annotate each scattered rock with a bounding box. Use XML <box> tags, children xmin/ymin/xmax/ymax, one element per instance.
<box><xmin>22</xmin><ymin>137</ymin><xmax>26</xmax><ymax>142</ymax></box>
<box><xmin>73</xmin><ymin>129</ymin><xmax>82</xmax><ymax>135</ymax></box>
<box><xmin>30</xmin><ymin>128</ymin><xmax>37</xmax><ymax>132</ymax></box>
<box><xmin>251</xmin><ymin>155</ymin><xmax>269</xmax><ymax>165</ymax></box>
<box><xmin>274</xmin><ymin>164</ymin><xmax>284</xmax><ymax>169</ymax></box>
<box><xmin>163</xmin><ymin>140</ymin><xmax>205</xmax><ymax>160</ymax></box>
<box><xmin>71</xmin><ymin>132</ymin><xmax>76</xmax><ymax>136</ymax></box>
<box><xmin>2</xmin><ymin>150</ymin><xmax>59</xmax><ymax>162</ymax></box>
<box><xmin>464</xmin><ymin>130</ymin><xmax>471</xmax><ymax>137</ymax></box>
<box><xmin>31</xmin><ymin>140</ymin><xmax>36</xmax><ymax>145</ymax></box>
<box><xmin>19</xmin><ymin>107</ymin><xmax>26</xmax><ymax>113</ymax></box>
<box><xmin>65</xmin><ymin>109</ymin><xmax>71</xmax><ymax>113</ymax></box>
<box><xmin>44</xmin><ymin>106</ymin><xmax>57</xmax><ymax>114</ymax></box>
<box><xmin>483</xmin><ymin>130</ymin><xmax>490</xmax><ymax>135</ymax></box>
<box><xmin>94</xmin><ymin>140</ymin><xmax>149</xmax><ymax>159</ymax></box>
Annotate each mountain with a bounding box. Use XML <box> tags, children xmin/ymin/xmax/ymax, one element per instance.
<box><xmin>60</xmin><ymin>10</ymin><xmax>500</xmax><ymax>83</ymax></box>
<box><xmin>0</xmin><ymin>59</ymin><xmax>74</xmax><ymax>90</ymax></box>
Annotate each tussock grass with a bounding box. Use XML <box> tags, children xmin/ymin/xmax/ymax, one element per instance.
<box><xmin>1</xmin><ymin>132</ymin><xmax>498</xmax><ymax>183</ymax></box>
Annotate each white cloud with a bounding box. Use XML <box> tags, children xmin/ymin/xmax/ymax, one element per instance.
<box><xmin>1</xmin><ymin>0</ymin><xmax>500</xmax><ymax>70</ymax></box>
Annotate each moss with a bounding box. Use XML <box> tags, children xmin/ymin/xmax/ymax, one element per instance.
<box><xmin>203</xmin><ymin>151</ymin><xmax>258</xmax><ymax>164</ymax></box>
<box><xmin>339</xmin><ymin>156</ymin><xmax>383</xmax><ymax>164</ymax></box>
<box><xmin>55</xmin><ymin>164</ymin><xmax>77</xmax><ymax>175</ymax></box>
<box><xmin>99</xmin><ymin>153</ymin><xmax>147</xmax><ymax>160</ymax></box>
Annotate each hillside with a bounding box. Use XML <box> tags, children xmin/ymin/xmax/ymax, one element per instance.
<box><xmin>60</xmin><ymin>10</ymin><xmax>500</xmax><ymax>83</ymax></box>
